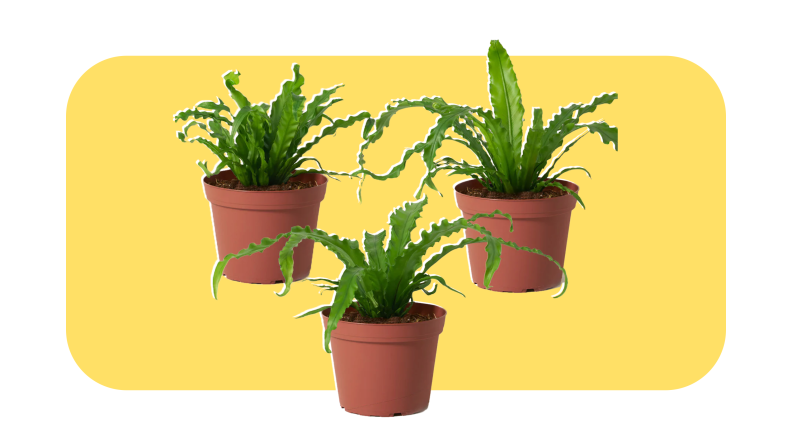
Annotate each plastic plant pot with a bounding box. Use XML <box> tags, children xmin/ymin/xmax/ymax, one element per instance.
<box><xmin>321</xmin><ymin>303</ymin><xmax>447</xmax><ymax>417</ymax></box>
<box><xmin>454</xmin><ymin>178</ymin><xmax>579</xmax><ymax>292</ymax></box>
<box><xmin>203</xmin><ymin>170</ymin><xmax>327</xmax><ymax>284</ymax></box>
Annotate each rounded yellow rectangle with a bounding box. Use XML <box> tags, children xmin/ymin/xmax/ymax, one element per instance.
<box><xmin>66</xmin><ymin>56</ymin><xmax>725</xmax><ymax>390</ymax></box>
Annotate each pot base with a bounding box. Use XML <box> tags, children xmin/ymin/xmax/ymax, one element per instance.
<box><xmin>472</xmin><ymin>279</ymin><xmax>563</xmax><ymax>293</ymax></box>
<box><xmin>342</xmin><ymin>405</ymin><xmax>427</xmax><ymax>417</ymax></box>
<box><xmin>222</xmin><ymin>273</ymin><xmax>308</xmax><ymax>286</ymax></box>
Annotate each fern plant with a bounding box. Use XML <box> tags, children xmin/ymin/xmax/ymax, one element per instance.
<box><xmin>211</xmin><ymin>196</ymin><xmax>567</xmax><ymax>352</ymax></box>
<box><xmin>355</xmin><ymin>40</ymin><xmax>619</xmax><ymax>207</ymax></box>
<box><xmin>174</xmin><ymin>64</ymin><xmax>369</xmax><ymax>186</ymax></box>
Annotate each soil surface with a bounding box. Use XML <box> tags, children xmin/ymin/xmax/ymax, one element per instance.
<box><xmin>461</xmin><ymin>186</ymin><xmax>568</xmax><ymax>200</ymax></box>
<box><xmin>341</xmin><ymin>312</ymin><xmax>436</xmax><ymax>325</ymax></box>
<box><xmin>208</xmin><ymin>177</ymin><xmax>317</xmax><ymax>191</ymax></box>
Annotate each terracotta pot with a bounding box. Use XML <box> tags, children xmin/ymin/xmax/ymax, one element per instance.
<box><xmin>454</xmin><ymin>178</ymin><xmax>579</xmax><ymax>292</ymax></box>
<box><xmin>321</xmin><ymin>303</ymin><xmax>447</xmax><ymax>417</ymax></box>
<box><xmin>202</xmin><ymin>170</ymin><xmax>327</xmax><ymax>284</ymax></box>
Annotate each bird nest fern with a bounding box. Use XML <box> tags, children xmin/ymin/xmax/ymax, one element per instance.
<box><xmin>174</xmin><ymin>64</ymin><xmax>369</xmax><ymax>186</ymax></box>
<box><xmin>355</xmin><ymin>40</ymin><xmax>619</xmax><ymax>208</ymax></box>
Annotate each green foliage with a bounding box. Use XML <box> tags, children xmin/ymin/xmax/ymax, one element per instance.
<box><xmin>174</xmin><ymin>65</ymin><xmax>369</xmax><ymax>186</ymax></box>
<box><xmin>211</xmin><ymin>196</ymin><xmax>568</xmax><ymax>352</ymax></box>
<box><xmin>354</xmin><ymin>40</ymin><xmax>619</xmax><ymax>206</ymax></box>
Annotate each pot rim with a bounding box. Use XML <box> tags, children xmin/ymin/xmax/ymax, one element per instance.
<box><xmin>202</xmin><ymin>169</ymin><xmax>328</xmax><ymax>194</ymax></box>
<box><xmin>452</xmin><ymin>177</ymin><xmax>579</xmax><ymax>202</ymax></box>
<box><xmin>321</xmin><ymin>301</ymin><xmax>447</xmax><ymax>326</ymax></box>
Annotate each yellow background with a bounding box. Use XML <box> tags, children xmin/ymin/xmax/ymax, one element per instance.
<box><xmin>66</xmin><ymin>56</ymin><xmax>725</xmax><ymax>390</ymax></box>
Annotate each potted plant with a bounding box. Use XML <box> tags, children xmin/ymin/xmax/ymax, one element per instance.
<box><xmin>174</xmin><ymin>64</ymin><xmax>369</xmax><ymax>284</ymax></box>
<box><xmin>211</xmin><ymin>196</ymin><xmax>566</xmax><ymax>416</ymax></box>
<box><xmin>355</xmin><ymin>40</ymin><xmax>618</xmax><ymax>292</ymax></box>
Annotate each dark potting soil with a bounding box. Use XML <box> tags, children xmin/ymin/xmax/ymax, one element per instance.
<box><xmin>461</xmin><ymin>186</ymin><xmax>568</xmax><ymax>200</ymax></box>
<box><xmin>340</xmin><ymin>312</ymin><xmax>436</xmax><ymax>325</ymax></box>
<box><xmin>208</xmin><ymin>177</ymin><xmax>318</xmax><ymax>191</ymax></box>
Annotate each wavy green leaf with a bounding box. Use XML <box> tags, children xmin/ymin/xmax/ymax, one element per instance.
<box><xmin>324</xmin><ymin>267</ymin><xmax>365</xmax><ymax>353</ymax></box>
<box><xmin>451</xmin><ymin>121</ymin><xmax>495</xmax><ymax>170</ymax></box>
<box><xmin>179</xmin><ymin>120</ymin><xmax>208</xmax><ymax>140</ymax></box>
<box><xmin>290</xmin><ymin>65</ymin><xmax>306</xmax><ymax>116</ymax></box>
<box><xmin>498</xmin><ymin>239</ymin><xmax>568</xmax><ymax>298</ymax></box>
<box><xmin>582</xmin><ymin>121</ymin><xmax>618</xmax><ymax>151</ymax></box>
<box><xmin>211</xmin><ymin>231</ymin><xmax>293</xmax><ymax>299</ymax></box>
<box><xmin>540</xmin><ymin>130</ymin><xmax>590</xmax><ymax>182</ymax></box>
<box><xmin>413</xmin><ymin>106</ymin><xmax>474</xmax><ymax>196</ymax></box>
<box><xmin>223</xmin><ymin>71</ymin><xmax>250</xmax><ymax>109</ymax></box>
<box><xmin>173</xmin><ymin>108</ymin><xmax>232</xmax><ymax>126</ymax></box>
<box><xmin>422</xmin><ymin>236</ymin><xmax>484</xmax><ymax>273</ymax></box>
<box><xmin>298</xmin><ymin>98</ymin><xmax>343</xmax><ymax>140</ymax></box>
<box><xmin>304</xmin><ymin>84</ymin><xmax>343</xmax><ymax>118</ymax></box>
<box><xmin>542</xmin><ymin>102</ymin><xmax>582</xmax><ymax>147</ymax></box>
<box><xmin>351</xmin><ymin>145</ymin><xmax>423</xmax><ymax>182</ymax></box>
<box><xmin>196</xmin><ymin>159</ymin><xmax>227</xmax><ymax>177</ymax></box>
<box><xmin>385</xmin><ymin>196</ymin><xmax>429</xmax><ymax>265</ymax></box>
<box><xmin>520</xmin><ymin>107</ymin><xmax>545</xmax><ymax>185</ymax></box>
<box><xmin>269</xmin><ymin>97</ymin><xmax>299</xmax><ymax>169</ymax></box>
<box><xmin>289</xmin><ymin>168</ymin><xmax>360</xmax><ymax>180</ymax></box>
<box><xmin>468</xmin><ymin>209</ymin><xmax>514</xmax><ymax>231</ymax></box>
<box><xmin>304</xmin><ymin>277</ymin><xmax>339</xmax><ymax>285</ymax></box>
<box><xmin>354</xmin><ymin>97</ymin><xmax>446</xmax><ymax>199</ymax></box>
<box><xmin>482</xmin><ymin>236</ymin><xmax>502</xmax><ymax>289</ymax></box>
<box><xmin>363</xmin><ymin>230</ymin><xmax>388</xmax><ymax>271</ymax></box>
<box><xmin>413</xmin><ymin>273</ymin><xmax>465</xmax><ymax>297</ymax></box>
<box><xmin>537</xmin><ymin>180</ymin><xmax>585</xmax><ymax>209</ymax></box>
<box><xmin>389</xmin><ymin>212</ymin><xmax>507</xmax><ymax>298</ymax></box>
<box><xmin>294</xmin><ymin>305</ymin><xmax>332</xmax><ymax>319</ymax></box>
<box><xmin>578</xmin><ymin>92</ymin><xmax>618</xmax><ymax>117</ymax></box>
<box><xmin>295</xmin><ymin>111</ymin><xmax>371</xmax><ymax>158</ymax></box>
<box><xmin>229</xmin><ymin>106</ymin><xmax>252</xmax><ymax>142</ymax></box>
<box><xmin>291</xmin><ymin>227</ymin><xmax>367</xmax><ymax>269</ymax></box>
<box><xmin>276</xmin><ymin>232</ymin><xmax>308</xmax><ymax>296</ymax></box>
<box><xmin>470</xmin><ymin>107</ymin><xmax>516</xmax><ymax>192</ymax></box>
<box><xmin>550</xmin><ymin>166</ymin><xmax>592</xmax><ymax>181</ymax></box>
<box><xmin>211</xmin><ymin>224</ymin><xmax>367</xmax><ymax>302</ymax></box>
<box><xmin>196</xmin><ymin>99</ymin><xmax>231</xmax><ymax>114</ymax></box>
<box><xmin>487</xmin><ymin>40</ymin><xmax>525</xmax><ymax>152</ymax></box>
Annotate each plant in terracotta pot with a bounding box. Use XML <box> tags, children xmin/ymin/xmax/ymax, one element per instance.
<box><xmin>355</xmin><ymin>40</ymin><xmax>618</xmax><ymax>292</ymax></box>
<box><xmin>211</xmin><ymin>196</ymin><xmax>566</xmax><ymax>416</ymax></box>
<box><xmin>174</xmin><ymin>64</ymin><xmax>369</xmax><ymax>285</ymax></box>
